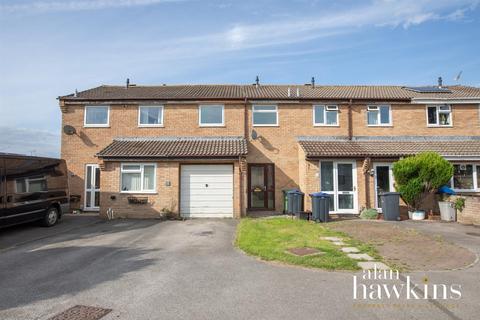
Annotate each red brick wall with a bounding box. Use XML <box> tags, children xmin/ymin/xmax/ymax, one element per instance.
<box><xmin>61</xmin><ymin>101</ymin><xmax>480</xmax><ymax>217</ymax></box>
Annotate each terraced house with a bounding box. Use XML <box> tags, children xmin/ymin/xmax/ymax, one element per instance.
<box><xmin>59</xmin><ymin>79</ymin><xmax>480</xmax><ymax>219</ymax></box>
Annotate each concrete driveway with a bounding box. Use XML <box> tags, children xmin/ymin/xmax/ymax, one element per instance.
<box><xmin>0</xmin><ymin>217</ymin><xmax>479</xmax><ymax>320</ymax></box>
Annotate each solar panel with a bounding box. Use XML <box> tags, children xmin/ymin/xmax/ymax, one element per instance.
<box><xmin>403</xmin><ymin>86</ymin><xmax>452</xmax><ymax>93</ymax></box>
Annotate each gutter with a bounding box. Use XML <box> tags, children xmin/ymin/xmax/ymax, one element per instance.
<box><xmin>411</xmin><ymin>98</ymin><xmax>480</xmax><ymax>104</ymax></box>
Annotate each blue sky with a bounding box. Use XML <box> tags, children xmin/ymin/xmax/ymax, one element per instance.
<box><xmin>0</xmin><ymin>0</ymin><xmax>479</xmax><ymax>157</ymax></box>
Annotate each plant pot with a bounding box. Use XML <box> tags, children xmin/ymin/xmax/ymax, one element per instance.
<box><xmin>438</xmin><ymin>201</ymin><xmax>456</xmax><ymax>222</ymax></box>
<box><xmin>411</xmin><ymin>210</ymin><xmax>425</xmax><ymax>220</ymax></box>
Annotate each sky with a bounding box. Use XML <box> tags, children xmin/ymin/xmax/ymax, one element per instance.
<box><xmin>0</xmin><ymin>0</ymin><xmax>479</xmax><ymax>157</ymax></box>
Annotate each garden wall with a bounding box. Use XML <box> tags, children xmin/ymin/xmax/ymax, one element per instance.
<box><xmin>456</xmin><ymin>195</ymin><xmax>480</xmax><ymax>226</ymax></box>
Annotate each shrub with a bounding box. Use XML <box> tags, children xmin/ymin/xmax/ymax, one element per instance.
<box><xmin>454</xmin><ymin>197</ymin><xmax>466</xmax><ymax>212</ymax></box>
<box><xmin>360</xmin><ymin>208</ymin><xmax>378</xmax><ymax>219</ymax></box>
<box><xmin>392</xmin><ymin>152</ymin><xmax>453</xmax><ymax>210</ymax></box>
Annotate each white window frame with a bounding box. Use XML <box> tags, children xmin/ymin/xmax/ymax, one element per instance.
<box><xmin>367</xmin><ymin>105</ymin><xmax>392</xmax><ymax>126</ymax></box>
<box><xmin>313</xmin><ymin>105</ymin><xmax>339</xmax><ymax>126</ymax></box>
<box><xmin>252</xmin><ymin>105</ymin><xmax>278</xmax><ymax>127</ymax></box>
<box><xmin>426</xmin><ymin>104</ymin><xmax>452</xmax><ymax>127</ymax></box>
<box><xmin>198</xmin><ymin>104</ymin><xmax>224</xmax><ymax>127</ymax></box>
<box><xmin>84</xmin><ymin>105</ymin><xmax>110</xmax><ymax>127</ymax></box>
<box><xmin>120</xmin><ymin>163</ymin><xmax>157</xmax><ymax>194</ymax></box>
<box><xmin>450</xmin><ymin>163</ymin><xmax>479</xmax><ymax>192</ymax></box>
<box><xmin>138</xmin><ymin>105</ymin><xmax>164</xmax><ymax>127</ymax></box>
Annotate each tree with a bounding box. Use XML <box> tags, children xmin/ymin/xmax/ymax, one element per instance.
<box><xmin>392</xmin><ymin>152</ymin><xmax>453</xmax><ymax>211</ymax></box>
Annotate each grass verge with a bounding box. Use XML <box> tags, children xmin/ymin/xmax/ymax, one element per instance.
<box><xmin>236</xmin><ymin>217</ymin><xmax>381</xmax><ymax>271</ymax></box>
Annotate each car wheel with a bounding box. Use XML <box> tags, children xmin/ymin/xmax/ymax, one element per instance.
<box><xmin>43</xmin><ymin>207</ymin><xmax>59</xmax><ymax>227</ymax></box>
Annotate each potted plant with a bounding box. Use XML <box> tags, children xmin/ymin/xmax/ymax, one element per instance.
<box><xmin>393</xmin><ymin>152</ymin><xmax>453</xmax><ymax>220</ymax></box>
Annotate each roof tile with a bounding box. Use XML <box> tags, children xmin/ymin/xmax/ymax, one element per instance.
<box><xmin>97</xmin><ymin>136</ymin><xmax>248</xmax><ymax>159</ymax></box>
<box><xmin>297</xmin><ymin>136</ymin><xmax>480</xmax><ymax>158</ymax></box>
<box><xmin>61</xmin><ymin>84</ymin><xmax>480</xmax><ymax>101</ymax></box>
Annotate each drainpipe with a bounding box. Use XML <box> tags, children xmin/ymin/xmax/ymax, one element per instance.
<box><xmin>348</xmin><ymin>99</ymin><xmax>353</xmax><ymax>140</ymax></box>
<box><xmin>240</xmin><ymin>97</ymin><xmax>249</xmax><ymax>216</ymax></box>
<box><xmin>243</xmin><ymin>97</ymin><xmax>248</xmax><ymax>139</ymax></box>
<box><xmin>363</xmin><ymin>157</ymin><xmax>371</xmax><ymax>209</ymax></box>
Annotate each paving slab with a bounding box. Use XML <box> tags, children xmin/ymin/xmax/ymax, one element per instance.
<box><xmin>357</xmin><ymin>261</ymin><xmax>390</xmax><ymax>270</ymax></box>
<box><xmin>347</xmin><ymin>253</ymin><xmax>374</xmax><ymax>261</ymax></box>
<box><xmin>332</xmin><ymin>241</ymin><xmax>345</xmax><ymax>246</ymax></box>
<box><xmin>341</xmin><ymin>247</ymin><xmax>360</xmax><ymax>253</ymax></box>
<box><xmin>320</xmin><ymin>236</ymin><xmax>343</xmax><ymax>241</ymax></box>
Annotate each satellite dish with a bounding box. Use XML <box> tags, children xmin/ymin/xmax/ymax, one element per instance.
<box><xmin>251</xmin><ymin>129</ymin><xmax>258</xmax><ymax>140</ymax></box>
<box><xmin>63</xmin><ymin>125</ymin><xmax>76</xmax><ymax>135</ymax></box>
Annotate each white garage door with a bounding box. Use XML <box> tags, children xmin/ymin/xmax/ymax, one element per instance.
<box><xmin>180</xmin><ymin>164</ymin><xmax>234</xmax><ymax>218</ymax></box>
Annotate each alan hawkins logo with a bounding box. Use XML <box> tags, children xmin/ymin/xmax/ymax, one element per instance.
<box><xmin>353</xmin><ymin>265</ymin><xmax>462</xmax><ymax>300</ymax></box>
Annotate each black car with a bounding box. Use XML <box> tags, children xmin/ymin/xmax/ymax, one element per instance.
<box><xmin>0</xmin><ymin>153</ymin><xmax>70</xmax><ymax>228</ymax></box>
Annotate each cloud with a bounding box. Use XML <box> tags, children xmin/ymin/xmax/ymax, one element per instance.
<box><xmin>0</xmin><ymin>0</ymin><xmax>185</xmax><ymax>13</ymax></box>
<box><xmin>0</xmin><ymin>127</ymin><xmax>60</xmax><ymax>158</ymax></box>
<box><xmin>121</xmin><ymin>0</ymin><xmax>479</xmax><ymax>58</ymax></box>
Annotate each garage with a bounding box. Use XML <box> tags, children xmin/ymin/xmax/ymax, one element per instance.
<box><xmin>180</xmin><ymin>164</ymin><xmax>234</xmax><ymax>218</ymax></box>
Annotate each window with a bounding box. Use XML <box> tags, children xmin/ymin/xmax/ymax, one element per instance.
<box><xmin>15</xmin><ymin>175</ymin><xmax>47</xmax><ymax>193</ymax></box>
<box><xmin>199</xmin><ymin>105</ymin><xmax>224</xmax><ymax>126</ymax></box>
<box><xmin>313</xmin><ymin>105</ymin><xmax>338</xmax><ymax>126</ymax></box>
<box><xmin>139</xmin><ymin>106</ymin><xmax>163</xmax><ymax>126</ymax></box>
<box><xmin>427</xmin><ymin>105</ymin><xmax>451</xmax><ymax>126</ymax></box>
<box><xmin>451</xmin><ymin>164</ymin><xmax>479</xmax><ymax>191</ymax></box>
<box><xmin>121</xmin><ymin>164</ymin><xmax>156</xmax><ymax>193</ymax></box>
<box><xmin>367</xmin><ymin>105</ymin><xmax>391</xmax><ymax>126</ymax></box>
<box><xmin>252</xmin><ymin>105</ymin><xmax>278</xmax><ymax>126</ymax></box>
<box><xmin>84</xmin><ymin>106</ymin><xmax>109</xmax><ymax>127</ymax></box>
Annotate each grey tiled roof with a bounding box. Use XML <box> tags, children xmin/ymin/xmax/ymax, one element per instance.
<box><xmin>60</xmin><ymin>84</ymin><xmax>480</xmax><ymax>101</ymax></box>
<box><xmin>97</xmin><ymin>136</ymin><xmax>248</xmax><ymax>159</ymax></box>
<box><xmin>297</xmin><ymin>136</ymin><xmax>480</xmax><ymax>158</ymax></box>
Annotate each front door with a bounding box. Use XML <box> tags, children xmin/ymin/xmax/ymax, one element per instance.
<box><xmin>248</xmin><ymin>164</ymin><xmax>275</xmax><ymax>210</ymax></box>
<box><xmin>374</xmin><ymin>163</ymin><xmax>394</xmax><ymax>210</ymax></box>
<box><xmin>85</xmin><ymin>164</ymin><xmax>100</xmax><ymax>211</ymax></box>
<box><xmin>320</xmin><ymin>160</ymin><xmax>357</xmax><ymax>213</ymax></box>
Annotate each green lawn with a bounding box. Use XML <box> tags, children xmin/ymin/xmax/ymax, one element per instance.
<box><xmin>236</xmin><ymin>217</ymin><xmax>380</xmax><ymax>270</ymax></box>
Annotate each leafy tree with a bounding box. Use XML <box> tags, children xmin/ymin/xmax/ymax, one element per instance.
<box><xmin>392</xmin><ymin>152</ymin><xmax>453</xmax><ymax>210</ymax></box>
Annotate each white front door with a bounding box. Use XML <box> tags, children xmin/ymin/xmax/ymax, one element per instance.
<box><xmin>180</xmin><ymin>164</ymin><xmax>233</xmax><ymax>218</ymax></box>
<box><xmin>320</xmin><ymin>160</ymin><xmax>358</xmax><ymax>214</ymax></box>
<box><xmin>84</xmin><ymin>164</ymin><xmax>100</xmax><ymax>211</ymax></box>
<box><xmin>374</xmin><ymin>163</ymin><xmax>394</xmax><ymax>211</ymax></box>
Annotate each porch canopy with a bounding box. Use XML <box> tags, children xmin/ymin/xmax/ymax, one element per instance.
<box><xmin>97</xmin><ymin>136</ymin><xmax>248</xmax><ymax>160</ymax></box>
<box><xmin>297</xmin><ymin>136</ymin><xmax>480</xmax><ymax>159</ymax></box>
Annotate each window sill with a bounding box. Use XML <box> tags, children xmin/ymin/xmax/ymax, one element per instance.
<box><xmin>199</xmin><ymin>125</ymin><xmax>225</xmax><ymax>127</ymax></box>
<box><xmin>427</xmin><ymin>125</ymin><xmax>453</xmax><ymax>128</ymax></box>
<box><xmin>367</xmin><ymin>124</ymin><xmax>393</xmax><ymax>127</ymax></box>
<box><xmin>120</xmin><ymin>191</ymin><xmax>157</xmax><ymax>195</ymax></box>
<box><xmin>84</xmin><ymin>125</ymin><xmax>110</xmax><ymax>128</ymax></box>
<box><xmin>252</xmin><ymin>124</ymin><xmax>279</xmax><ymax>127</ymax></box>
<box><xmin>138</xmin><ymin>125</ymin><xmax>164</xmax><ymax>128</ymax></box>
<box><xmin>313</xmin><ymin>124</ymin><xmax>339</xmax><ymax>127</ymax></box>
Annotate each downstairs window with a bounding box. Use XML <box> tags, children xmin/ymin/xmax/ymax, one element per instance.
<box><xmin>121</xmin><ymin>164</ymin><xmax>156</xmax><ymax>193</ymax></box>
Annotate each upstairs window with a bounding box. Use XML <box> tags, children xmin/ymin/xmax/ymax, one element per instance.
<box><xmin>313</xmin><ymin>105</ymin><xmax>338</xmax><ymax>126</ymax></box>
<box><xmin>121</xmin><ymin>164</ymin><xmax>156</xmax><ymax>193</ymax></box>
<box><xmin>427</xmin><ymin>105</ymin><xmax>451</xmax><ymax>126</ymax></box>
<box><xmin>84</xmin><ymin>106</ymin><xmax>109</xmax><ymax>127</ymax></box>
<box><xmin>139</xmin><ymin>106</ymin><xmax>163</xmax><ymax>126</ymax></box>
<box><xmin>367</xmin><ymin>105</ymin><xmax>391</xmax><ymax>126</ymax></box>
<box><xmin>252</xmin><ymin>105</ymin><xmax>278</xmax><ymax>126</ymax></box>
<box><xmin>199</xmin><ymin>105</ymin><xmax>224</xmax><ymax>126</ymax></box>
